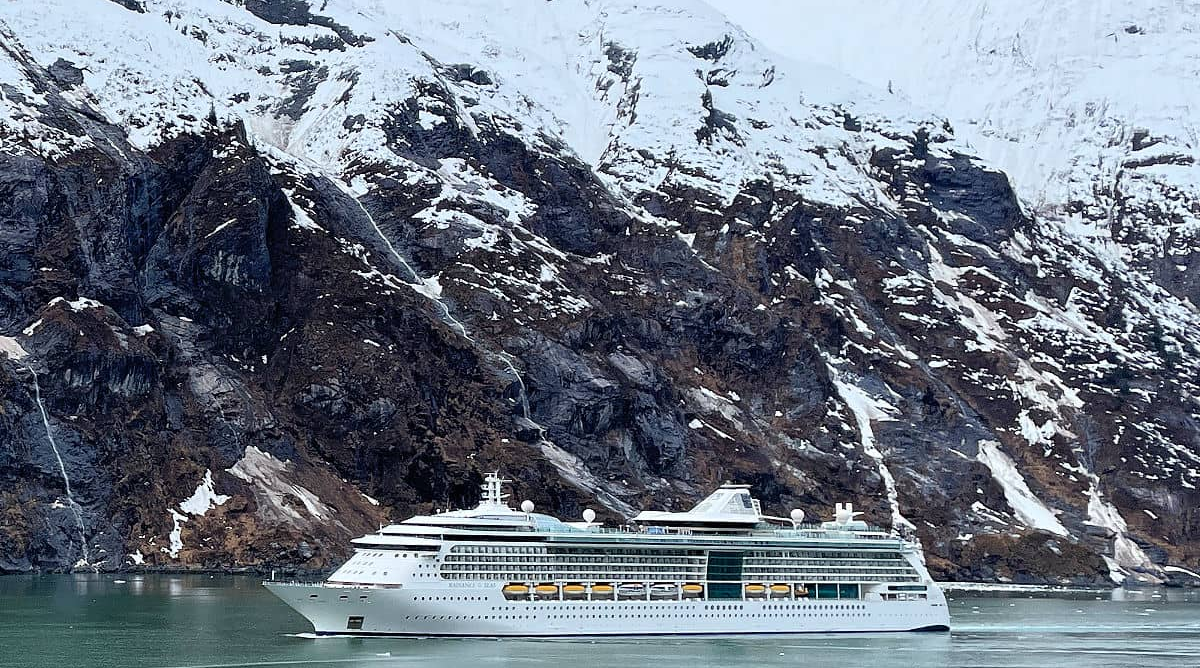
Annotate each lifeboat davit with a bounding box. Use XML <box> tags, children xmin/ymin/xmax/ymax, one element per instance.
<box><xmin>681</xmin><ymin>583</ymin><xmax>704</xmax><ymax>598</ymax></box>
<box><xmin>649</xmin><ymin>583</ymin><xmax>678</xmax><ymax>599</ymax></box>
<box><xmin>744</xmin><ymin>584</ymin><xmax>767</xmax><ymax>598</ymax></box>
<box><xmin>502</xmin><ymin>584</ymin><xmax>529</xmax><ymax>600</ymax></box>
<box><xmin>770</xmin><ymin>584</ymin><xmax>791</xmax><ymax>598</ymax></box>
<box><xmin>617</xmin><ymin>583</ymin><xmax>646</xmax><ymax>599</ymax></box>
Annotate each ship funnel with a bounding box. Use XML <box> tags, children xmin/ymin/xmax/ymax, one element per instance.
<box><xmin>834</xmin><ymin>502</ymin><xmax>865</xmax><ymax>525</ymax></box>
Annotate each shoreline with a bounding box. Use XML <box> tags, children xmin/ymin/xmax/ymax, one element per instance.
<box><xmin>0</xmin><ymin>566</ymin><xmax>332</xmax><ymax>579</ymax></box>
<box><xmin>3</xmin><ymin>570</ymin><xmax>1196</xmax><ymax>589</ymax></box>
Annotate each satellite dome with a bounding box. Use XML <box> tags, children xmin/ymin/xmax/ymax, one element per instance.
<box><xmin>520</xmin><ymin>500</ymin><xmax>535</xmax><ymax>513</ymax></box>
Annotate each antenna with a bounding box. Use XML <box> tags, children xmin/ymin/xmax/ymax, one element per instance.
<box><xmin>479</xmin><ymin>471</ymin><xmax>511</xmax><ymax>508</ymax></box>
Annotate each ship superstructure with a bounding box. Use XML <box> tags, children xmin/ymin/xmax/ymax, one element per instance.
<box><xmin>265</xmin><ymin>474</ymin><xmax>950</xmax><ymax>636</ymax></box>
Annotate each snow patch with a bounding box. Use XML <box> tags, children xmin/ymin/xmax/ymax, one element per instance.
<box><xmin>975</xmin><ymin>440</ymin><xmax>1069</xmax><ymax>536</ymax></box>
<box><xmin>1164</xmin><ymin>565</ymin><xmax>1200</xmax><ymax>580</ymax></box>
<box><xmin>178</xmin><ymin>470</ymin><xmax>230</xmax><ymax>516</ymax></box>
<box><xmin>163</xmin><ymin>509</ymin><xmax>186</xmax><ymax>558</ymax></box>
<box><xmin>204</xmin><ymin>218</ymin><xmax>237</xmax><ymax>239</ymax></box>
<box><xmin>283</xmin><ymin>189</ymin><xmax>324</xmax><ymax>232</ymax></box>
<box><xmin>536</xmin><ymin>439</ymin><xmax>636</xmax><ymax>517</ymax></box>
<box><xmin>1085</xmin><ymin>482</ymin><xmax>1158</xmax><ymax>583</ymax></box>
<box><xmin>831</xmin><ymin>375</ymin><xmax>913</xmax><ymax>530</ymax></box>
<box><xmin>0</xmin><ymin>335</ymin><xmax>27</xmax><ymax>360</ymax></box>
<box><xmin>227</xmin><ymin>446</ymin><xmax>332</xmax><ymax>522</ymax></box>
<box><xmin>49</xmin><ymin>296</ymin><xmax>103</xmax><ymax>311</ymax></box>
<box><xmin>21</xmin><ymin>319</ymin><xmax>43</xmax><ymax>337</ymax></box>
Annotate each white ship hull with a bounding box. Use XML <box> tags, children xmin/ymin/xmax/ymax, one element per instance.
<box><xmin>266</xmin><ymin>582</ymin><xmax>950</xmax><ymax>636</ymax></box>
<box><xmin>266</xmin><ymin>475</ymin><xmax>951</xmax><ymax>637</ymax></box>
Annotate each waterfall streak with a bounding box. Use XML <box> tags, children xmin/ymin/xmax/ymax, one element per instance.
<box><xmin>338</xmin><ymin>182</ymin><xmax>534</xmax><ymax>421</ymax></box>
<box><xmin>27</xmin><ymin>366</ymin><xmax>89</xmax><ymax>566</ymax></box>
<box><xmin>337</xmin><ymin>184</ymin><xmax>631</xmax><ymax>512</ymax></box>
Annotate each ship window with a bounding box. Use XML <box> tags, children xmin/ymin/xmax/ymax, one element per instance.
<box><xmin>346</xmin><ymin>616</ymin><xmax>364</xmax><ymax>630</ymax></box>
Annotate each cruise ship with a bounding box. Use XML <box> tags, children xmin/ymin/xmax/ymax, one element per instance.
<box><xmin>265</xmin><ymin>474</ymin><xmax>950</xmax><ymax>636</ymax></box>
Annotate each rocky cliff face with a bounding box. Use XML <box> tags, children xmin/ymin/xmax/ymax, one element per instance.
<box><xmin>0</xmin><ymin>0</ymin><xmax>1196</xmax><ymax>586</ymax></box>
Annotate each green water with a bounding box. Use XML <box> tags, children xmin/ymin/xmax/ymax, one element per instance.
<box><xmin>0</xmin><ymin>575</ymin><xmax>1197</xmax><ymax>667</ymax></box>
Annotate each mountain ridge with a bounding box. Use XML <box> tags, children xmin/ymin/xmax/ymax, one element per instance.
<box><xmin>0</xmin><ymin>0</ymin><xmax>1196</xmax><ymax>586</ymax></box>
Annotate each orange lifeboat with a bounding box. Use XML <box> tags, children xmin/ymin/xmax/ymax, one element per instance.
<box><xmin>563</xmin><ymin>584</ymin><xmax>587</xmax><ymax>599</ymax></box>
<box><xmin>502</xmin><ymin>583</ymin><xmax>529</xmax><ymax>600</ymax></box>
<box><xmin>590</xmin><ymin>583</ymin><xmax>614</xmax><ymax>599</ymax></box>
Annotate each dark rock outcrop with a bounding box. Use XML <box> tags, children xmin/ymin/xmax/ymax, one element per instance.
<box><xmin>0</xmin><ymin>0</ymin><xmax>1195</xmax><ymax>586</ymax></box>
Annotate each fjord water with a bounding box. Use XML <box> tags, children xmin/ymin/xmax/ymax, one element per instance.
<box><xmin>0</xmin><ymin>576</ymin><xmax>1196</xmax><ymax>668</ymax></box>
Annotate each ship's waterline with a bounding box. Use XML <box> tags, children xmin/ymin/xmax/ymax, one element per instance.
<box><xmin>265</xmin><ymin>474</ymin><xmax>950</xmax><ymax>636</ymax></box>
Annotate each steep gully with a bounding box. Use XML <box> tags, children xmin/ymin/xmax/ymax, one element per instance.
<box><xmin>24</xmin><ymin>365</ymin><xmax>91</xmax><ymax>569</ymax></box>
<box><xmin>338</xmin><ymin>177</ymin><xmax>634</xmax><ymax>516</ymax></box>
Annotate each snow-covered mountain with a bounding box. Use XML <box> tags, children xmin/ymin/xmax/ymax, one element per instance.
<box><xmin>0</xmin><ymin>0</ymin><xmax>1196</xmax><ymax>585</ymax></box>
<box><xmin>726</xmin><ymin>0</ymin><xmax>1200</xmax><ymax>304</ymax></box>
